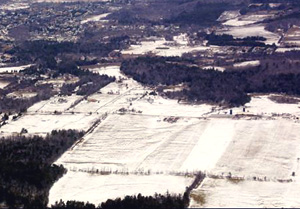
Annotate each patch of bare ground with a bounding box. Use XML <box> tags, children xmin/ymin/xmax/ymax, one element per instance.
<box><xmin>190</xmin><ymin>192</ymin><xmax>206</xmax><ymax>206</ymax></box>
<box><xmin>269</xmin><ymin>95</ymin><xmax>300</xmax><ymax>104</ymax></box>
<box><xmin>226</xmin><ymin>177</ymin><xmax>244</xmax><ymax>184</ymax></box>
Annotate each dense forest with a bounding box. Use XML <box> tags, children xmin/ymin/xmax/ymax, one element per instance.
<box><xmin>0</xmin><ymin>130</ymin><xmax>84</xmax><ymax>209</ymax></box>
<box><xmin>121</xmin><ymin>56</ymin><xmax>250</xmax><ymax>106</ymax></box>
<box><xmin>121</xmin><ymin>56</ymin><xmax>300</xmax><ymax>106</ymax></box>
<box><xmin>204</xmin><ymin>33</ymin><xmax>270</xmax><ymax>47</ymax></box>
<box><xmin>8</xmin><ymin>36</ymin><xmax>130</xmax><ymax>66</ymax></box>
<box><xmin>166</xmin><ymin>2</ymin><xmax>231</xmax><ymax>26</ymax></box>
<box><xmin>51</xmin><ymin>193</ymin><xmax>185</xmax><ymax>209</ymax></box>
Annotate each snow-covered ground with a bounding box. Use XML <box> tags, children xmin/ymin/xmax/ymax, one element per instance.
<box><xmin>0</xmin><ymin>81</ymin><xmax>9</xmax><ymax>89</ymax></box>
<box><xmin>0</xmin><ymin>64</ymin><xmax>31</xmax><ymax>73</ymax></box>
<box><xmin>46</xmin><ymin>65</ymin><xmax>300</xmax><ymax>207</ymax></box>
<box><xmin>81</xmin><ymin>13</ymin><xmax>110</xmax><ymax>24</ymax></box>
<box><xmin>218</xmin><ymin>24</ymin><xmax>280</xmax><ymax>45</ymax></box>
<box><xmin>7</xmin><ymin>91</ymin><xmax>37</xmax><ymax>99</ymax></box>
<box><xmin>223</xmin><ymin>14</ymin><xmax>273</xmax><ymax>27</ymax></box>
<box><xmin>54</xmin><ymin>115</ymin><xmax>231</xmax><ymax>173</ymax></box>
<box><xmin>211</xmin><ymin>118</ymin><xmax>300</xmax><ymax>178</ymax></box>
<box><xmin>217</xmin><ymin>10</ymin><xmax>240</xmax><ymax>22</ymax></box>
<box><xmin>47</xmin><ymin>66</ymin><xmax>227</xmax><ymax>205</ymax></box>
<box><xmin>2</xmin><ymin>64</ymin><xmax>299</xmax><ymax>207</ymax></box>
<box><xmin>189</xmin><ymin>95</ymin><xmax>300</xmax><ymax>208</ymax></box>
<box><xmin>121</xmin><ymin>35</ymin><xmax>219</xmax><ymax>57</ymax></box>
<box><xmin>190</xmin><ymin>178</ymin><xmax>300</xmax><ymax>208</ymax></box>
<box><xmin>276</xmin><ymin>47</ymin><xmax>300</xmax><ymax>53</ymax></box>
<box><xmin>49</xmin><ymin>172</ymin><xmax>193</xmax><ymax>207</ymax></box>
<box><xmin>232</xmin><ymin>94</ymin><xmax>300</xmax><ymax>116</ymax></box>
<box><xmin>233</xmin><ymin>60</ymin><xmax>260</xmax><ymax>68</ymax></box>
<box><xmin>0</xmin><ymin>2</ymin><xmax>29</xmax><ymax>11</ymax></box>
<box><xmin>28</xmin><ymin>95</ymin><xmax>84</xmax><ymax>113</ymax></box>
<box><xmin>89</xmin><ymin>65</ymin><xmax>126</xmax><ymax>79</ymax></box>
<box><xmin>0</xmin><ymin>113</ymin><xmax>98</xmax><ymax>136</ymax></box>
<box><xmin>217</xmin><ymin>11</ymin><xmax>280</xmax><ymax>45</ymax></box>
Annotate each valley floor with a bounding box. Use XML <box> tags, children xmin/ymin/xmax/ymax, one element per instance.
<box><xmin>2</xmin><ymin>66</ymin><xmax>300</xmax><ymax>207</ymax></box>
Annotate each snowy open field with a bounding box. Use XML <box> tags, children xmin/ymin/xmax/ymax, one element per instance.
<box><xmin>0</xmin><ymin>64</ymin><xmax>31</xmax><ymax>73</ymax></box>
<box><xmin>190</xmin><ymin>177</ymin><xmax>300</xmax><ymax>208</ymax></box>
<box><xmin>121</xmin><ymin>34</ymin><xmax>220</xmax><ymax>57</ymax></box>
<box><xmin>232</xmin><ymin>94</ymin><xmax>300</xmax><ymax>116</ymax></box>
<box><xmin>0</xmin><ymin>80</ymin><xmax>9</xmax><ymax>89</ymax></box>
<box><xmin>222</xmin><ymin>14</ymin><xmax>273</xmax><ymax>27</ymax></box>
<box><xmin>217</xmin><ymin>11</ymin><xmax>280</xmax><ymax>45</ymax></box>
<box><xmin>189</xmin><ymin>96</ymin><xmax>300</xmax><ymax>208</ymax></box>
<box><xmin>276</xmin><ymin>47</ymin><xmax>300</xmax><ymax>53</ymax></box>
<box><xmin>28</xmin><ymin>94</ymin><xmax>83</xmax><ymax>113</ymax></box>
<box><xmin>218</xmin><ymin>24</ymin><xmax>280</xmax><ymax>45</ymax></box>
<box><xmin>49</xmin><ymin>172</ymin><xmax>193</xmax><ymax>207</ymax></box>
<box><xmin>0</xmin><ymin>113</ymin><xmax>98</xmax><ymax>135</ymax></box>
<box><xmin>46</xmin><ymin>65</ymin><xmax>300</xmax><ymax>207</ymax></box>
<box><xmin>233</xmin><ymin>60</ymin><xmax>260</xmax><ymax>68</ymax></box>
<box><xmin>0</xmin><ymin>2</ymin><xmax>29</xmax><ymax>11</ymax></box>
<box><xmin>2</xmin><ymin>64</ymin><xmax>299</xmax><ymax>207</ymax></box>
<box><xmin>81</xmin><ymin>13</ymin><xmax>110</xmax><ymax>24</ymax></box>
<box><xmin>54</xmin><ymin>115</ymin><xmax>234</xmax><ymax>173</ymax></box>
<box><xmin>48</xmin><ymin>115</ymin><xmax>236</xmax><ymax>206</ymax></box>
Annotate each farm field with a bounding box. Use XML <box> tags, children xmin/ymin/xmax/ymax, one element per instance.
<box><xmin>49</xmin><ymin>172</ymin><xmax>193</xmax><ymax>207</ymax></box>
<box><xmin>0</xmin><ymin>113</ymin><xmax>99</xmax><ymax>136</ymax></box>
<box><xmin>219</xmin><ymin>24</ymin><xmax>280</xmax><ymax>45</ymax></box>
<box><xmin>121</xmin><ymin>35</ymin><xmax>220</xmax><ymax>57</ymax></box>
<box><xmin>190</xmin><ymin>177</ymin><xmax>300</xmax><ymax>208</ymax></box>
<box><xmin>44</xmin><ymin>66</ymin><xmax>300</xmax><ymax>207</ymax></box>
<box><xmin>217</xmin><ymin>11</ymin><xmax>280</xmax><ymax>45</ymax></box>
<box><xmin>2</xmin><ymin>64</ymin><xmax>300</xmax><ymax>207</ymax></box>
<box><xmin>2</xmin><ymin>1</ymin><xmax>300</xmax><ymax>208</ymax></box>
<box><xmin>0</xmin><ymin>64</ymin><xmax>32</xmax><ymax>73</ymax></box>
<box><xmin>190</xmin><ymin>118</ymin><xmax>300</xmax><ymax>208</ymax></box>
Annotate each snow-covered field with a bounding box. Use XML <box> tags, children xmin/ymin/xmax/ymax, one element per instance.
<box><xmin>48</xmin><ymin>115</ymin><xmax>237</xmax><ymax>205</ymax></box>
<box><xmin>189</xmin><ymin>95</ymin><xmax>300</xmax><ymax>208</ymax></box>
<box><xmin>0</xmin><ymin>81</ymin><xmax>9</xmax><ymax>89</ymax></box>
<box><xmin>89</xmin><ymin>65</ymin><xmax>126</xmax><ymax>79</ymax></box>
<box><xmin>121</xmin><ymin>35</ymin><xmax>219</xmax><ymax>57</ymax></box>
<box><xmin>7</xmin><ymin>91</ymin><xmax>37</xmax><ymax>99</ymax></box>
<box><xmin>223</xmin><ymin>14</ymin><xmax>273</xmax><ymax>27</ymax></box>
<box><xmin>218</xmin><ymin>24</ymin><xmax>280</xmax><ymax>45</ymax></box>
<box><xmin>2</xmin><ymin>64</ymin><xmax>299</xmax><ymax>207</ymax></box>
<box><xmin>276</xmin><ymin>47</ymin><xmax>300</xmax><ymax>53</ymax></box>
<box><xmin>49</xmin><ymin>172</ymin><xmax>193</xmax><ymax>207</ymax></box>
<box><xmin>0</xmin><ymin>2</ymin><xmax>29</xmax><ymax>11</ymax></box>
<box><xmin>212</xmin><ymin>119</ymin><xmax>300</xmax><ymax>178</ymax></box>
<box><xmin>190</xmin><ymin>178</ymin><xmax>300</xmax><ymax>208</ymax></box>
<box><xmin>232</xmin><ymin>94</ymin><xmax>300</xmax><ymax>116</ymax></box>
<box><xmin>81</xmin><ymin>13</ymin><xmax>110</xmax><ymax>24</ymax></box>
<box><xmin>0</xmin><ymin>64</ymin><xmax>31</xmax><ymax>73</ymax></box>
<box><xmin>28</xmin><ymin>95</ymin><xmax>83</xmax><ymax>113</ymax></box>
<box><xmin>54</xmin><ymin>115</ymin><xmax>232</xmax><ymax>173</ymax></box>
<box><xmin>45</xmin><ymin>65</ymin><xmax>300</xmax><ymax>207</ymax></box>
<box><xmin>0</xmin><ymin>113</ymin><xmax>98</xmax><ymax>135</ymax></box>
<box><xmin>233</xmin><ymin>60</ymin><xmax>260</xmax><ymax>68</ymax></box>
<box><xmin>217</xmin><ymin>11</ymin><xmax>280</xmax><ymax>45</ymax></box>
<box><xmin>217</xmin><ymin>10</ymin><xmax>240</xmax><ymax>22</ymax></box>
